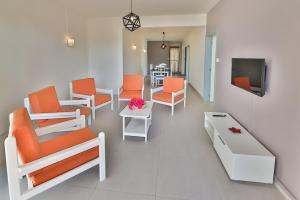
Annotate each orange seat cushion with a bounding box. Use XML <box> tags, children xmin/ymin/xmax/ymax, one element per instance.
<box><xmin>152</xmin><ymin>92</ymin><xmax>184</xmax><ymax>103</ymax></box>
<box><xmin>72</xmin><ymin>78</ymin><xmax>96</xmax><ymax>95</ymax></box>
<box><xmin>123</xmin><ymin>75</ymin><xmax>143</xmax><ymax>91</ymax></box>
<box><xmin>120</xmin><ymin>90</ymin><xmax>142</xmax><ymax>99</ymax></box>
<box><xmin>163</xmin><ymin>77</ymin><xmax>184</xmax><ymax>94</ymax></box>
<box><xmin>37</xmin><ymin>107</ymin><xmax>91</xmax><ymax>128</ymax></box>
<box><xmin>95</xmin><ymin>94</ymin><xmax>111</xmax><ymax>106</ymax></box>
<box><xmin>30</xmin><ymin>128</ymin><xmax>98</xmax><ymax>186</ymax></box>
<box><xmin>75</xmin><ymin>94</ymin><xmax>111</xmax><ymax>106</ymax></box>
<box><xmin>233</xmin><ymin>77</ymin><xmax>251</xmax><ymax>91</ymax></box>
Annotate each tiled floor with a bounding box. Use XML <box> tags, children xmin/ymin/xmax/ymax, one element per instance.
<box><xmin>0</xmin><ymin>82</ymin><xmax>285</xmax><ymax>200</ymax></box>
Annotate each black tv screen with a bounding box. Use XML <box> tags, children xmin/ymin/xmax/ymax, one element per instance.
<box><xmin>231</xmin><ymin>58</ymin><xmax>267</xmax><ymax>97</ymax></box>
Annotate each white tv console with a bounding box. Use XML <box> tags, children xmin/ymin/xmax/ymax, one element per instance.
<box><xmin>204</xmin><ymin>112</ymin><xmax>275</xmax><ymax>184</ymax></box>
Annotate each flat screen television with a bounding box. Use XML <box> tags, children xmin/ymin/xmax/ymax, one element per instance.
<box><xmin>231</xmin><ymin>58</ymin><xmax>267</xmax><ymax>97</ymax></box>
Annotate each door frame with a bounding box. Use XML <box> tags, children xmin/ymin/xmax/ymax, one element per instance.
<box><xmin>184</xmin><ymin>45</ymin><xmax>190</xmax><ymax>82</ymax></box>
<box><xmin>203</xmin><ymin>33</ymin><xmax>217</xmax><ymax>102</ymax></box>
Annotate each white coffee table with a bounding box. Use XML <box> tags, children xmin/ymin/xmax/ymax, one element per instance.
<box><xmin>119</xmin><ymin>101</ymin><xmax>153</xmax><ymax>142</ymax></box>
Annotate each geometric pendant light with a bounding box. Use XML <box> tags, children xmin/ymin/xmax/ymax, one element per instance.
<box><xmin>161</xmin><ymin>32</ymin><xmax>167</xmax><ymax>49</ymax></box>
<box><xmin>123</xmin><ymin>0</ymin><xmax>141</xmax><ymax>32</ymax></box>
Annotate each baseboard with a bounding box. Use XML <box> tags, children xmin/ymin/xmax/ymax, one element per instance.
<box><xmin>275</xmin><ymin>178</ymin><xmax>297</xmax><ymax>200</ymax></box>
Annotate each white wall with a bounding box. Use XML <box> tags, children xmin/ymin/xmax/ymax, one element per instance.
<box><xmin>0</xmin><ymin>0</ymin><xmax>88</xmax><ymax>135</ymax></box>
<box><xmin>88</xmin><ymin>17</ymin><xmax>123</xmax><ymax>91</ymax></box>
<box><xmin>142</xmin><ymin>14</ymin><xmax>206</xmax><ymax>28</ymax></box>
<box><xmin>182</xmin><ymin>27</ymin><xmax>206</xmax><ymax>96</ymax></box>
<box><xmin>0</xmin><ymin>0</ymin><xmax>88</xmax><ymax>167</ymax></box>
<box><xmin>88</xmin><ymin>14</ymin><xmax>207</xmax><ymax>92</ymax></box>
<box><xmin>122</xmin><ymin>29</ymin><xmax>147</xmax><ymax>75</ymax></box>
<box><xmin>207</xmin><ymin>0</ymin><xmax>300</xmax><ymax>198</ymax></box>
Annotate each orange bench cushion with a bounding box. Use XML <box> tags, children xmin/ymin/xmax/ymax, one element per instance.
<box><xmin>37</xmin><ymin>107</ymin><xmax>91</xmax><ymax>128</ymax></box>
<box><xmin>30</xmin><ymin>128</ymin><xmax>98</xmax><ymax>186</ymax></box>
<box><xmin>123</xmin><ymin>75</ymin><xmax>143</xmax><ymax>91</ymax></box>
<box><xmin>152</xmin><ymin>92</ymin><xmax>184</xmax><ymax>103</ymax></box>
<box><xmin>163</xmin><ymin>77</ymin><xmax>184</xmax><ymax>94</ymax></box>
<box><xmin>120</xmin><ymin>90</ymin><xmax>142</xmax><ymax>99</ymax></box>
<box><xmin>72</xmin><ymin>78</ymin><xmax>96</xmax><ymax>95</ymax></box>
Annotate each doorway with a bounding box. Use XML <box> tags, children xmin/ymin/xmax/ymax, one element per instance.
<box><xmin>203</xmin><ymin>34</ymin><xmax>217</xmax><ymax>102</ymax></box>
<box><xmin>184</xmin><ymin>46</ymin><xmax>190</xmax><ymax>82</ymax></box>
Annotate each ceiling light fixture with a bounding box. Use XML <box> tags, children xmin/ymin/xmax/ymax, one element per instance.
<box><xmin>161</xmin><ymin>32</ymin><xmax>167</xmax><ymax>49</ymax></box>
<box><xmin>65</xmin><ymin>9</ymin><xmax>75</xmax><ymax>47</ymax></box>
<box><xmin>123</xmin><ymin>0</ymin><xmax>141</xmax><ymax>32</ymax></box>
<box><xmin>132</xmin><ymin>44</ymin><xmax>137</xmax><ymax>50</ymax></box>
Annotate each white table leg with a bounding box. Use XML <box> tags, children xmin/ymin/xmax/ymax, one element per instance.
<box><xmin>144</xmin><ymin>118</ymin><xmax>147</xmax><ymax>143</ymax></box>
<box><xmin>123</xmin><ymin>116</ymin><xmax>125</xmax><ymax>140</ymax></box>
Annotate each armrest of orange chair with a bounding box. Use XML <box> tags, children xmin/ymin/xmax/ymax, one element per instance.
<box><xmin>172</xmin><ymin>89</ymin><xmax>185</xmax><ymax>97</ymax></box>
<box><xmin>29</xmin><ymin>110</ymin><xmax>80</xmax><ymax>120</ymax></box>
<box><xmin>35</xmin><ymin>115</ymin><xmax>86</xmax><ymax>136</ymax></box>
<box><xmin>59</xmin><ymin>99</ymin><xmax>91</xmax><ymax>107</ymax></box>
<box><xmin>96</xmin><ymin>88</ymin><xmax>113</xmax><ymax>95</ymax></box>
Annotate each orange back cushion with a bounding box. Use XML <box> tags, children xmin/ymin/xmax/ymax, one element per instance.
<box><xmin>72</xmin><ymin>78</ymin><xmax>96</xmax><ymax>95</ymax></box>
<box><xmin>11</xmin><ymin>108</ymin><xmax>41</xmax><ymax>164</ymax></box>
<box><xmin>163</xmin><ymin>77</ymin><xmax>184</xmax><ymax>93</ymax></box>
<box><xmin>233</xmin><ymin>77</ymin><xmax>251</xmax><ymax>91</ymax></box>
<box><xmin>123</xmin><ymin>75</ymin><xmax>143</xmax><ymax>91</ymax></box>
<box><xmin>29</xmin><ymin>86</ymin><xmax>61</xmax><ymax>113</ymax></box>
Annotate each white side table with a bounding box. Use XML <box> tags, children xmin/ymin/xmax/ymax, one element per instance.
<box><xmin>119</xmin><ymin>101</ymin><xmax>153</xmax><ymax>142</ymax></box>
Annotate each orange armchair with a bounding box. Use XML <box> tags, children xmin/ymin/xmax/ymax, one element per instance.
<box><xmin>5</xmin><ymin>108</ymin><xmax>105</xmax><ymax>200</ymax></box>
<box><xmin>24</xmin><ymin>86</ymin><xmax>92</xmax><ymax>130</ymax></box>
<box><xmin>70</xmin><ymin>78</ymin><xmax>114</xmax><ymax>121</ymax></box>
<box><xmin>151</xmin><ymin>77</ymin><xmax>187</xmax><ymax>116</ymax></box>
<box><xmin>118</xmin><ymin>74</ymin><xmax>144</xmax><ymax>108</ymax></box>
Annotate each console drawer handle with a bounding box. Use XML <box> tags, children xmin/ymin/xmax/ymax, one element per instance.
<box><xmin>218</xmin><ymin>135</ymin><xmax>226</xmax><ymax>145</ymax></box>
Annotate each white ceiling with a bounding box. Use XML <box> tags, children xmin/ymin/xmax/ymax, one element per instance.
<box><xmin>138</xmin><ymin>27</ymin><xmax>198</xmax><ymax>42</ymax></box>
<box><xmin>58</xmin><ymin>0</ymin><xmax>220</xmax><ymax>18</ymax></box>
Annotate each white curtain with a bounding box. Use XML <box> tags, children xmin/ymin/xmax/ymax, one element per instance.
<box><xmin>170</xmin><ymin>48</ymin><xmax>180</xmax><ymax>73</ymax></box>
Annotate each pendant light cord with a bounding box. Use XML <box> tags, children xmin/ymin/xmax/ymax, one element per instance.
<box><xmin>65</xmin><ymin>9</ymin><xmax>69</xmax><ymax>35</ymax></box>
<box><xmin>131</xmin><ymin>0</ymin><xmax>133</xmax><ymax>13</ymax></box>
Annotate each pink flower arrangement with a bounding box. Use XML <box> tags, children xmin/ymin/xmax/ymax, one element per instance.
<box><xmin>128</xmin><ymin>98</ymin><xmax>145</xmax><ymax>110</ymax></box>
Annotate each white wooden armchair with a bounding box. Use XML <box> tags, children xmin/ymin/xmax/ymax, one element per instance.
<box><xmin>151</xmin><ymin>77</ymin><xmax>187</xmax><ymax>116</ymax></box>
<box><xmin>24</xmin><ymin>86</ymin><xmax>92</xmax><ymax>131</ymax></box>
<box><xmin>118</xmin><ymin>74</ymin><xmax>144</xmax><ymax>108</ymax></box>
<box><xmin>5</xmin><ymin>107</ymin><xmax>106</xmax><ymax>200</ymax></box>
<box><xmin>70</xmin><ymin>78</ymin><xmax>113</xmax><ymax>121</ymax></box>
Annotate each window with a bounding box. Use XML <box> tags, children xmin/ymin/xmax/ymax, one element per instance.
<box><xmin>169</xmin><ymin>47</ymin><xmax>180</xmax><ymax>73</ymax></box>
